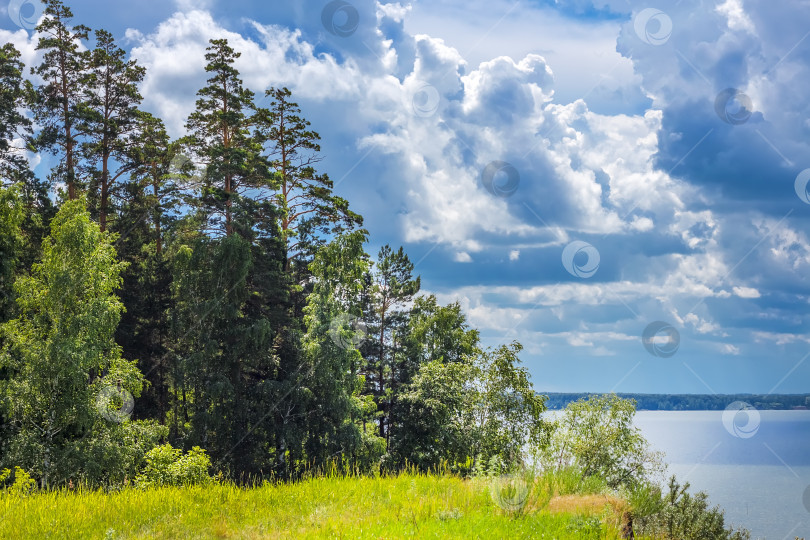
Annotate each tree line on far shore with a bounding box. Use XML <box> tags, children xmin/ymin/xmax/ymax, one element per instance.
<box><xmin>543</xmin><ymin>392</ymin><xmax>810</xmax><ymax>411</ymax></box>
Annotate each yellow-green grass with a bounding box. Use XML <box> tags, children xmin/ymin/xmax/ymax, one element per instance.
<box><xmin>0</xmin><ymin>473</ymin><xmax>653</xmax><ymax>539</ymax></box>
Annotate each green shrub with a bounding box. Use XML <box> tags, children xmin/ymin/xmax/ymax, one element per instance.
<box><xmin>537</xmin><ymin>394</ymin><xmax>665</xmax><ymax>490</ymax></box>
<box><xmin>134</xmin><ymin>445</ymin><xmax>213</xmax><ymax>488</ymax></box>
<box><xmin>538</xmin><ymin>395</ymin><xmax>752</xmax><ymax>539</ymax></box>
<box><xmin>632</xmin><ymin>476</ymin><xmax>750</xmax><ymax>540</ymax></box>
<box><xmin>623</xmin><ymin>480</ymin><xmax>665</xmax><ymax>520</ymax></box>
<box><xmin>0</xmin><ymin>466</ymin><xmax>36</xmax><ymax>496</ymax></box>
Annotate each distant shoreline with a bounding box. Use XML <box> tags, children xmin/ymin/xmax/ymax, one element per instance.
<box><xmin>540</xmin><ymin>392</ymin><xmax>810</xmax><ymax>411</ymax></box>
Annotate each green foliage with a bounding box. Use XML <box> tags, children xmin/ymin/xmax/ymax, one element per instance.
<box><xmin>300</xmin><ymin>231</ymin><xmax>373</xmax><ymax>472</ymax></box>
<box><xmin>114</xmin><ymin>112</ymin><xmax>184</xmax><ymax>424</ymax></box>
<box><xmin>0</xmin><ymin>184</ymin><xmax>24</xmax><ymax>322</ymax></box>
<box><xmin>404</xmin><ymin>295</ymin><xmax>480</xmax><ymax>370</ymax></box>
<box><xmin>631</xmin><ymin>476</ymin><xmax>751</xmax><ymax>540</ymax></box>
<box><xmin>134</xmin><ymin>444</ymin><xmax>213</xmax><ymax>488</ymax></box>
<box><xmin>391</xmin><ymin>342</ymin><xmax>548</xmax><ymax>475</ymax></box>
<box><xmin>168</xmin><ymin>234</ymin><xmax>259</xmax><ymax>471</ymax></box>
<box><xmin>350</xmin><ymin>377</ymin><xmax>387</xmax><ymax>474</ymax></box>
<box><xmin>383</xmin><ymin>294</ymin><xmax>480</xmax><ymax>472</ymax></box>
<box><xmin>81</xmin><ymin>419</ymin><xmax>167</xmax><ymax>487</ymax></box>
<box><xmin>359</xmin><ymin>244</ymin><xmax>421</xmax><ymax>447</ymax></box>
<box><xmin>0</xmin><ymin>198</ymin><xmax>163</xmax><ymax>487</ymax></box>
<box><xmin>126</xmin><ymin>112</ymin><xmax>183</xmax><ymax>254</ymax></box>
<box><xmin>538</xmin><ymin>393</ymin><xmax>664</xmax><ymax>489</ymax></box>
<box><xmin>624</xmin><ymin>480</ymin><xmax>666</xmax><ymax>520</ymax></box>
<box><xmin>0</xmin><ymin>466</ymin><xmax>36</xmax><ymax>497</ymax></box>
<box><xmin>473</xmin><ymin>343</ymin><xmax>550</xmax><ymax>469</ymax></box>
<box><xmin>543</xmin><ymin>465</ymin><xmax>608</xmax><ymax>496</ymax></box>
<box><xmin>0</xmin><ymin>43</ymin><xmax>33</xmax><ymax>180</ymax></box>
<box><xmin>539</xmin><ymin>397</ymin><xmax>750</xmax><ymax>538</ymax></box>
<box><xmin>390</xmin><ymin>359</ymin><xmax>476</xmax><ymax>472</ymax></box>
<box><xmin>5</xmin><ymin>173</ymin><xmax>54</xmax><ymax>281</ymax></box>
<box><xmin>565</xmin><ymin>516</ymin><xmax>604</xmax><ymax>537</ymax></box>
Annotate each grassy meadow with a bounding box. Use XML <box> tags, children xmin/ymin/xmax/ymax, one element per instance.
<box><xmin>0</xmin><ymin>471</ymin><xmax>650</xmax><ymax>539</ymax></box>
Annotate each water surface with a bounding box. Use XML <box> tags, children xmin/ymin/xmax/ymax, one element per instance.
<box><xmin>634</xmin><ymin>410</ymin><xmax>810</xmax><ymax>539</ymax></box>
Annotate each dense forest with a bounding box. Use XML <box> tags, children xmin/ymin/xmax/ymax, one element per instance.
<box><xmin>0</xmin><ymin>0</ymin><xmax>548</xmax><ymax>488</ymax></box>
<box><xmin>544</xmin><ymin>393</ymin><xmax>810</xmax><ymax>411</ymax></box>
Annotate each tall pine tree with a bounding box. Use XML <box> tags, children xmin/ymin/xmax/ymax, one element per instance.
<box><xmin>113</xmin><ymin>112</ymin><xmax>183</xmax><ymax>425</ymax></box>
<box><xmin>359</xmin><ymin>245</ymin><xmax>420</xmax><ymax>448</ymax></box>
<box><xmin>0</xmin><ymin>43</ymin><xmax>33</xmax><ymax>183</ymax></box>
<box><xmin>185</xmin><ymin>39</ymin><xmax>266</xmax><ymax>238</ymax></box>
<box><xmin>81</xmin><ymin>29</ymin><xmax>146</xmax><ymax>231</ymax></box>
<box><xmin>32</xmin><ymin>0</ymin><xmax>90</xmax><ymax>200</ymax></box>
<box><xmin>257</xmin><ymin>87</ymin><xmax>362</xmax><ymax>272</ymax></box>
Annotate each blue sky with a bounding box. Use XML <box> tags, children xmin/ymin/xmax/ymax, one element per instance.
<box><xmin>3</xmin><ymin>0</ymin><xmax>810</xmax><ymax>394</ymax></box>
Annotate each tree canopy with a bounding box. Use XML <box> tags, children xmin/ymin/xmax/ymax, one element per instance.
<box><xmin>0</xmin><ymin>3</ymin><xmax>547</xmax><ymax>487</ymax></box>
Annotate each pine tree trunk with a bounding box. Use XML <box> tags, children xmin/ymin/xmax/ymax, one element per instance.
<box><xmin>59</xmin><ymin>34</ymin><xmax>76</xmax><ymax>201</ymax></box>
<box><xmin>152</xmin><ymin>164</ymin><xmax>162</xmax><ymax>254</ymax></box>
<box><xmin>100</xmin><ymin>176</ymin><xmax>108</xmax><ymax>231</ymax></box>
<box><xmin>378</xmin><ymin>310</ymin><xmax>386</xmax><ymax>442</ymax></box>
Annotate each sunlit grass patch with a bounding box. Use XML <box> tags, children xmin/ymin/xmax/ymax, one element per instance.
<box><xmin>0</xmin><ymin>472</ymin><xmax>647</xmax><ymax>539</ymax></box>
<box><xmin>547</xmin><ymin>493</ymin><xmax>627</xmax><ymax>515</ymax></box>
